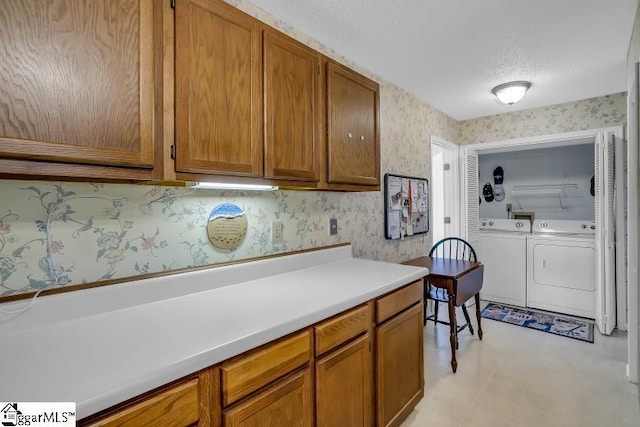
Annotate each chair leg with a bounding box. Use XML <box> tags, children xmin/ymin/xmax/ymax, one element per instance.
<box><xmin>434</xmin><ymin>299</ymin><xmax>439</xmax><ymax>323</ymax></box>
<box><xmin>447</xmin><ymin>294</ymin><xmax>458</xmax><ymax>373</ymax></box>
<box><xmin>461</xmin><ymin>304</ymin><xmax>474</xmax><ymax>335</ymax></box>
<box><xmin>475</xmin><ymin>293</ymin><xmax>483</xmax><ymax>340</ymax></box>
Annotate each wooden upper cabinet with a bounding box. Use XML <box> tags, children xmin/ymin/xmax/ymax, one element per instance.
<box><xmin>263</xmin><ymin>31</ymin><xmax>322</xmax><ymax>184</ymax></box>
<box><xmin>175</xmin><ymin>0</ymin><xmax>263</xmax><ymax>177</ymax></box>
<box><xmin>0</xmin><ymin>0</ymin><xmax>154</xmax><ymax>171</ymax></box>
<box><xmin>327</xmin><ymin>61</ymin><xmax>380</xmax><ymax>187</ymax></box>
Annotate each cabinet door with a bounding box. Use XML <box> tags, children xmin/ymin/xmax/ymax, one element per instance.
<box><xmin>264</xmin><ymin>31</ymin><xmax>322</xmax><ymax>183</ymax></box>
<box><xmin>175</xmin><ymin>0</ymin><xmax>263</xmax><ymax>176</ymax></box>
<box><xmin>327</xmin><ymin>62</ymin><xmax>380</xmax><ymax>186</ymax></box>
<box><xmin>376</xmin><ymin>303</ymin><xmax>424</xmax><ymax>427</ymax></box>
<box><xmin>316</xmin><ymin>334</ymin><xmax>373</xmax><ymax>427</ymax></box>
<box><xmin>223</xmin><ymin>368</ymin><xmax>312</xmax><ymax>427</ymax></box>
<box><xmin>0</xmin><ymin>0</ymin><xmax>154</xmax><ymax>169</ymax></box>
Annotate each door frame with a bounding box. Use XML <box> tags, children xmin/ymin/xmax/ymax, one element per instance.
<box><xmin>627</xmin><ymin>62</ymin><xmax>639</xmax><ymax>384</ymax></box>
<box><xmin>430</xmin><ymin>136</ymin><xmax>461</xmax><ymax>241</ymax></box>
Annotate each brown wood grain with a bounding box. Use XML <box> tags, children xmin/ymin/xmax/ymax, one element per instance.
<box><xmin>221</xmin><ymin>330</ymin><xmax>311</xmax><ymax>406</ymax></box>
<box><xmin>315</xmin><ymin>334</ymin><xmax>373</xmax><ymax>427</ymax></box>
<box><xmin>375</xmin><ymin>281</ymin><xmax>422</xmax><ymax>324</ymax></box>
<box><xmin>223</xmin><ymin>368</ymin><xmax>313</xmax><ymax>427</ymax></box>
<box><xmin>403</xmin><ymin>256</ymin><xmax>482</xmax><ymax>280</ymax></box>
<box><xmin>263</xmin><ymin>30</ymin><xmax>322</xmax><ymax>183</ymax></box>
<box><xmin>175</xmin><ymin>0</ymin><xmax>263</xmax><ymax>176</ymax></box>
<box><xmin>197</xmin><ymin>367</ymin><xmax>214</xmax><ymax>427</ymax></box>
<box><xmin>0</xmin><ymin>0</ymin><xmax>155</xmax><ymax>168</ymax></box>
<box><xmin>375</xmin><ymin>303</ymin><xmax>424</xmax><ymax>427</ymax></box>
<box><xmin>326</xmin><ymin>61</ymin><xmax>380</xmax><ymax>186</ymax></box>
<box><xmin>82</xmin><ymin>378</ymin><xmax>200</xmax><ymax>427</ymax></box>
<box><xmin>0</xmin><ymin>158</ymin><xmax>153</xmax><ymax>181</ymax></box>
<box><xmin>314</xmin><ymin>304</ymin><xmax>370</xmax><ymax>356</ymax></box>
<box><xmin>154</xmin><ymin>0</ymin><xmax>177</xmax><ymax>182</ymax></box>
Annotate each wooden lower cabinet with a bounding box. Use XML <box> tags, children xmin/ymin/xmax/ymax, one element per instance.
<box><xmin>223</xmin><ymin>368</ymin><xmax>312</xmax><ymax>427</ymax></box>
<box><xmin>81</xmin><ymin>367</ymin><xmax>218</xmax><ymax>427</ymax></box>
<box><xmin>315</xmin><ymin>333</ymin><xmax>373</xmax><ymax>427</ymax></box>
<box><xmin>376</xmin><ymin>303</ymin><xmax>424</xmax><ymax>427</ymax></box>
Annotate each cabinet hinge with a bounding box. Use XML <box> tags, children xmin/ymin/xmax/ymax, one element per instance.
<box><xmin>170</xmin><ymin>144</ymin><xmax>176</xmax><ymax>159</ymax></box>
<box><xmin>170</xmin><ymin>0</ymin><xmax>176</xmax><ymax>9</ymax></box>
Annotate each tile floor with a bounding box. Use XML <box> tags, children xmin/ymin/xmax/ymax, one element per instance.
<box><xmin>401</xmin><ymin>304</ymin><xmax>640</xmax><ymax>427</ymax></box>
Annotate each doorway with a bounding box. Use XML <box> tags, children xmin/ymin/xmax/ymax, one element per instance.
<box><xmin>430</xmin><ymin>136</ymin><xmax>460</xmax><ymax>243</ymax></box>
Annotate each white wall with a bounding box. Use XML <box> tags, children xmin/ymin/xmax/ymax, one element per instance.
<box><xmin>625</xmin><ymin>0</ymin><xmax>640</xmax><ymax>388</ymax></box>
<box><xmin>478</xmin><ymin>144</ymin><xmax>595</xmax><ymax>220</ymax></box>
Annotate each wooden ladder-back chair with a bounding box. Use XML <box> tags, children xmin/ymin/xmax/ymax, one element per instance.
<box><xmin>426</xmin><ymin>237</ymin><xmax>478</xmax><ymax>343</ymax></box>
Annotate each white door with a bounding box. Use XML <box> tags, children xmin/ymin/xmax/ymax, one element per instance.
<box><xmin>430</xmin><ymin>136</ymin><xmax>460</xmax><ymax>243</ymax></box>
<box><xmin>594</xmin><ymin>132</ymin><xmax>617</xmax><ymax>335</ymax></box>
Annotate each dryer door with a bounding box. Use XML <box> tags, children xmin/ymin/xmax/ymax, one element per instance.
<box><xmin>531</xmin><ymin>243</ymin><xmax>595</xmax><ymax>292</ymax></box>
<box><xmin>527</xmin><ymin>237</ymin><xmax>596</xmax><ymax>319</ymax></box>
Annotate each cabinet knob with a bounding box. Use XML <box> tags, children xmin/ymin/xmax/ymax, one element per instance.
<box><xmin>360</xmin><ymin>135</ymin><xmax>365</xmax><ymax>141</ymax></box>
<box><xmin>348</xmin><ymin>133</ymin><xmax>353</xmax><ymax>138</ymax></box>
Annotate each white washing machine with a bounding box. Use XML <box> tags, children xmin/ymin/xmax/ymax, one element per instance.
<box><xmin>526</xmin><ymin>219</ymin><xmax>596</xmax><ymax>319</ymax></box>
<box><xmin>477</xmin><ymin>218</ymin><xmax>529</xmax><ymax>307</ymax></box>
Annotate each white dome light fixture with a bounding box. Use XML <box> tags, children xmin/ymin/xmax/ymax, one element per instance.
<box><xmin>491</xmin><ymin>81</ymin><xmax>531</xmax><ymax>105</ymax></box>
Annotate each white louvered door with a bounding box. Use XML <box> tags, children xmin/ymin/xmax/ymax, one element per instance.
<box><xmin>594</xmin><ymin>133</ymin><xmax>603</xmax><ymax>332</ymax></box>
<box><xmin>463</xmin><ymin>150</ymin><xmax>480</xmax><ymax>248</ymax></box>
<box><xmin>594</xmin><ymin>132</ymin><xmax>617</xmax><ymax>335</ymax></box>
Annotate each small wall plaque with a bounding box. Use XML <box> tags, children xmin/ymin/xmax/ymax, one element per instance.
<box><xmin>207</xmin><ymin>203</ymin><xmax>248</xmax><ymax>249</ymax></box>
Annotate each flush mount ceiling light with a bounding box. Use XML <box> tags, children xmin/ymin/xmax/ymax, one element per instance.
<box><xmin>189</xmin><ymin>182</ymin><xmax>279</xmax><ymax>191</ymax></box>
<box><xmin>491</xmin><ymin>81</ymin><xmax>531</xmax><ymax>105</ymax></box>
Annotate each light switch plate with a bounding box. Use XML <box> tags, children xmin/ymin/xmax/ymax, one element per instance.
<box><xmin>271</xmin><ymin>221</ymin><xmax>283</xmax><ymax>244</ymax></box>
<box><xmin>329</xmin><ymin>218</ymin><xmax>338</xmax><ymax>235</ymax></box>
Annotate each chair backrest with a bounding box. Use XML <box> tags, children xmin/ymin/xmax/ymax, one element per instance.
<box><xmin>429</xmin><ymin>237</ymin><xmax>477</xmax><ymax>261</ymax></box>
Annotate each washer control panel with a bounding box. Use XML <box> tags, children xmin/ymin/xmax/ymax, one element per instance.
<box><xmin>532</xmin><ymin>220</ymin><xmax>596</xmax><ymax>235</ymax></box>
<box><xmin>479</xmin><ymin>219</ymin><xmax>531</xmax><ymax>233</ymax></box>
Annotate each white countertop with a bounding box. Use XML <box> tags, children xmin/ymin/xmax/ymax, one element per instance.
<box><xmin>0</xmin><ymin>245</ymin><xmax>428</xmax><ymax>419</ymax></box>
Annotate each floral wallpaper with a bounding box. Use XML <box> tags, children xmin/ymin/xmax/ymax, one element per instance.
<box><xmin>458</xmin><ymin>92</ymin><xmax>627</xmax><ymax>145</ymax></box>
<box><xmin>0</xmin><ymin>181</ymin><xmax>366</xmax><ymax>296</ymax></box>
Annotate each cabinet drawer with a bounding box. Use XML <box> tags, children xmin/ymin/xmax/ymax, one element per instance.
<box><xmin>376</xmin><ymin>281</ymin><xmax>422</xmax><ymax>324</ymax></box>
<box><xmin>221</xmin><ymin>329</ymin><xmax>311</xmax><ymax>406</ymax></box>
<box><xmin>82</xmin><ymin>378</ymin><xmax>199</xmax><ymax>427</ymax></box>
<box><xmin>315</xmin><ymin>304</ymin><xmax>371</xmax><ymax>356</ymax></box>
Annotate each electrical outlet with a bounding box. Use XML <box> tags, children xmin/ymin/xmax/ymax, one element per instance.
<box><xmin>271</xmin><ymin>221</ymin><xmax>283</xmax><ymax>244</ymax></box>
<box><xmin>329</xmin><ymin>218</ymin><xmax>338</xmax><ymax>235</ymax></box>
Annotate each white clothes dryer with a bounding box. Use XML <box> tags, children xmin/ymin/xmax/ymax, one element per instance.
<box><xmin>477</xmin><ymin>218</ymin><xmax>529</xmax><ymax>307</ymax></box>
<box><xmin>526</xmin><ymin>219</ymin><xmax>596</xmax><ymax>319</ymax></box>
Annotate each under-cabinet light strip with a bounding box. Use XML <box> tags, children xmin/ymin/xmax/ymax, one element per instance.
<box><xmin>188</xmin><ymin>182</ymin><xmax>279</xmax><ymax>191</ymax></box>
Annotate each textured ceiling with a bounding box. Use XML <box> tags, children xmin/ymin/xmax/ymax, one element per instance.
<box><xmin>248</xmin><ymin>0</ymin><xmax>638</xmax><ymax>120</ymax></box>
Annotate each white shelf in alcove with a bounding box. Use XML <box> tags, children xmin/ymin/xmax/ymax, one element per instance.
<box><xmin>511</xmin><ymin>184</ymin><xmax>578</xmax><ymax>209</ymax></box>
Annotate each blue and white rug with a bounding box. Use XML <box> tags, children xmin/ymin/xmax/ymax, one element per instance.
<box><xmin>481</xmin><ymin>303</ymin><xmax>594</xmax><ymax>343</ymax></box>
